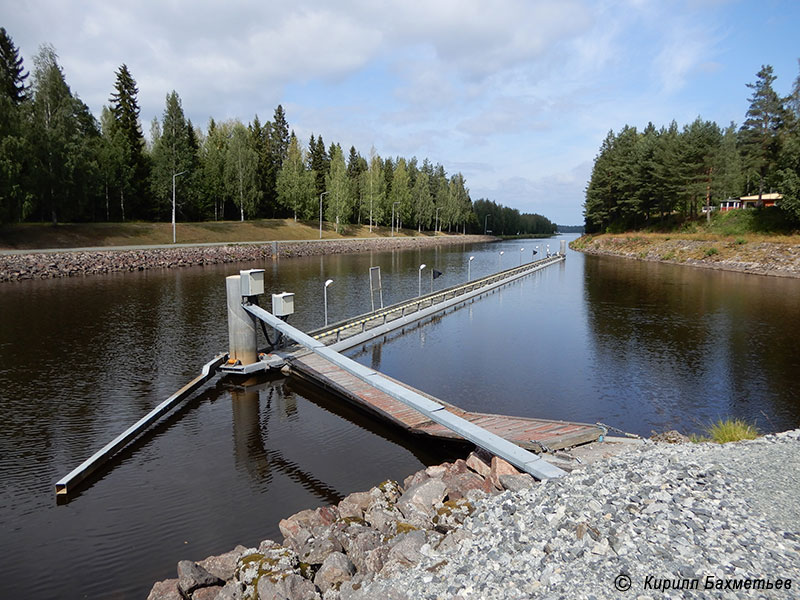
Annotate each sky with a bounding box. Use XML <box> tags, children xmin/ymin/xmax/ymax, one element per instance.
<box><xmin>3</xmin><ymin>0</ymin><xmax>799</xmax><ymax>225</ymax></box>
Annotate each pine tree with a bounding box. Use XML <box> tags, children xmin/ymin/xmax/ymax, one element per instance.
<box><xmin>108</xmin><ymin>64</ymin><xmax>147</xmax><ymax>218</ymax></box>
<box><xmin>309</xmin><ymin>134</ymin><xmax>328</xmax><ymax>198</ymax></box>
<box><xmin>0</xmin><ymin>28</ymin><xmax>29</xmax><ymax>223</ymax></box>
<box><xmin>201</xmin><ymin>118</ymin><xmax>232</xmax><ymax>220</ymax></box>
<box><xmin>0</xmin><ymin>27</ymin><xmax>28</xmax><ymax>104</ymax></box>
<box><xmin>149</xmin><ymin>91</ymin><xmax>197</xmax><ymax>220</ymax></box>
<box><xmin>739</xmin><ymin>65</ymin><xmax>788</xmax><ymax>201</ymax></box>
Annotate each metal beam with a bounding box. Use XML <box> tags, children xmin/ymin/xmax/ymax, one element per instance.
<box><xmin>243</xmin><ymin>303</ymin><xmax>566</xmax><ymax>480</ymax></box>
<box><xmin>54</xmin><ymin>353</ymin><xmax>226</xmax><ymax>496</ymax></box>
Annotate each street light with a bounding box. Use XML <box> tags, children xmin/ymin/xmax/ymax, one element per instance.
<box><xmin>324</xmin><ymin>279</ymin><xmax>333</xmax><ymax>326</ymax></box>
<box><xmin>172</xmin><ymin>170</ymin><xmax>187</xmax><ymax>244</ymax></box>
<box><xmin>392</xmin><ymin>202</ymin><xmax>400</xmax><ymax>237</ymax></box>
<box><xmin>319</xmin><ymin>191</ymin><xmax>329</xmax><ymax>239</ymax></box>
<box><xmin>498</xmin><ymin>250</ymin><xmax>504</xmax><ymax>270</ymax></box>
<box><xmin>468</xmin><ymin>255</ymin><xmax>474</xmax><ymax>281</ymax></box>
<box><xmin>418</xmin><ymin>264</ymin><xmax>426</xmax><ymax>296</ymax></box>
<box><xmin>520</xmin><ymin>247</ymin><xmax>524</xmax><ymax>265</ymax></box>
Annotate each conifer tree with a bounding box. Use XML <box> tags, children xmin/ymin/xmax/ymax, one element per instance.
<box><xmin>108</xmin><ymin>64</ymin><xmax>147</xmax><ymax>218</ymax></box>
<box><xmin>0</xmin><ymin>27</ymin><xmax>28</xmax><ymax>104</ymax></box>
<box><xmin>739</xmin><ymin>65</ymin><xmax>787</xmax><ymax>201</ymax></box>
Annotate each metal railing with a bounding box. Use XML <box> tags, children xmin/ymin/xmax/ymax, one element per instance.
<box><xmin>307</xmin><ymin>254</ymin><xmax>565</xmax><ymax>345</ymax></box>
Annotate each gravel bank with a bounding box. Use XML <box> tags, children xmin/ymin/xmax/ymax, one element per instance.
<box><xmin>572</xmin><ymin>234</ymin><xmax>800</xmax><ymax>278</ymax></box>
<box><xmin>358</xmin><ymin>431</ymin><xmax>800</xmax><ymax>600</ymax></box>
<box><xmin>0</xmin><ymin>235</ymin><xmax>495</xmax><ymax>283</ymax></box>
<box><xmin>148</xmin><ymin>431</ymin><xmax>800</xmax><ymax>600</ymax></box>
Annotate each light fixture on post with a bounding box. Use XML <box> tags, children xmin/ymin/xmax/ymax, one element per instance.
<box><xmin>498</xmin><ymin>250</ymin><xmax>504</xmax><ymax>270</ymax></box>
<box><xmin>468</xmin><ymin>255</ymin><xmax>474</xmax><ymax>281</ymax></box>
<box><xmin>172</xmin><ymin>170</ymin><xmax>187</xmax><ymax>244</ymax></box>
<box><xmin>418</xmin><ymin>264</ymin><xmax>426</xmax><ymax>296</ymax></box>
<box><xmin>324</xmin><ymin>279</ymin><xmax>334</xmax><ymax>326</ymax></box>
<box><xmin>520</xmin><ymin>247</ymin><xmax>524</xmax><ymax>265</ymax></box>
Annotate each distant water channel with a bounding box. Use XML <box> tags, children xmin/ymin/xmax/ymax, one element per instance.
<box><xmin>1</xmin><ymin>234</ymin><xmax>799</xmax><ymax>599</ymax></box>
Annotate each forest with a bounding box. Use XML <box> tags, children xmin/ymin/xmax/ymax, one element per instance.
<box><xmin>584</xmin><ymin>63</ymin><xmax>800</xmax><ymax>233</ymax></box>
<box><xmin>0</xmin><ymin>28</ymin><xmax>556</xmax><ymax>236</ymax></box>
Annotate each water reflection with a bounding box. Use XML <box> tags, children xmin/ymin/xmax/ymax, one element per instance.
<box><xmin>582</xmin><ymin>255</ymin><xmax>800</xmax><ymax>432</ymax></box>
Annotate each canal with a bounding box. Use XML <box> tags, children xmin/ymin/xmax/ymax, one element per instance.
<box><xmin>1</xmin><ymin>234</ymin><xmax>798</xmax><ymax>599</ymax></box>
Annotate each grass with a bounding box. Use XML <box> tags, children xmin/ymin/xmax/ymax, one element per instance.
<box><xmin>691</xmin><ymin>418</ymin><xmax>760</xmax><ymax>443</ymax></box>
<box><xmin>0</xmin><ymin>218</ymin><xmax>447</xmax><ymax>250</ymax></box>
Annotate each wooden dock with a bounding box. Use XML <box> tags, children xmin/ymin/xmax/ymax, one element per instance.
<box><xmin>289</xmin><ymin>351</ymin><xmax>603</xmax><ymax>451</ymax></box>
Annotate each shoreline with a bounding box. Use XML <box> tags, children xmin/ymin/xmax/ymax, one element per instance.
<box><xmin>570</xmin><ymin>234</ymin><xmax>800</xmax><ymax>278</ymax></box>
<box><xmin>0</xmin><ymin>235</ymin><xmax>496</xmax><ymax>283</ymax></box>
<box><xmin>146</xmin><ymin>431</ymin><xmax>800</xmax><ymax>600</ymax></box>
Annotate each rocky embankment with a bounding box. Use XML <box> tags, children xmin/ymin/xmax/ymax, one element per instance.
<box><xmin>0</xmin><ymin>235</ymin><xmax>495</xmax><ymax>283</ymax></box>
<box><xmin>571</xmin><ymin>234</ymin><xmax>800</xmax><ymax>278</ymax></box>
<box><xmin>148</xmin><ymin>431</ymin><xmax>800</xmax><ymax>600</ymax></box>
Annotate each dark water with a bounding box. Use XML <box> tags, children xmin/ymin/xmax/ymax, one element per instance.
<box><xmin>1</xmin><ymin>235</ymin><xmax>799</xmax><ymax>599</ymax></box>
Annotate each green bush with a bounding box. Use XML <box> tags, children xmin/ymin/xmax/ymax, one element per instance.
<box><xmin>704</xmin><ymin>247</ymin><xmax>719</xmax><ymax>256</ymax></box>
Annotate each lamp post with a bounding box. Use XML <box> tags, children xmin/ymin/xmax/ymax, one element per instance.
<box><xmin>498</xmin><ymin>250</ymin><xmax>504</xmax><ymax>270</ymax></box>
<box><xmin>418</xmin><ymin>264</ymin><xmax>426</xmax><ymax>296</ymax></box>
<box><xmin>319</xmin><ymin>191</ymin><xmax>329</xmax><ymax>239</ymax></box>
<box><xmin>324</xmin><ymin>279</ymin><xmax>333</xmax><ymax>326</ymax></box>
<box><xmin>172</xmin><ymin>170</ymin><xmax>187</xmax><ymax>244</ymax></box>
<box><xmin>468</xmin><ymin>255</ymin><xmax>474</xmax><ymax>281</ymax></box>
<box><xmin>520</xmin><ymin>247</ymin><xmax>524</xmax><ymax>265</ymax></box>
<box><xmin>392</xmin><ymin>202</ymin><xmax>400</xmax><ymax>237</ymax></box>
<box><xmin>435</xmin><ymin>207</ymin><xmax>441</xmax><ymax>234</ymax></box>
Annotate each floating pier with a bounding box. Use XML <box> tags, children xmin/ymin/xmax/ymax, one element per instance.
<box><xmin>55</xmin><ymin>242</ymin><xmax>605</xmax><ymax>497</ymax></box>
<box><xmin>289</xmin><ymin>351</ymin><xmax>604</xmax><ymax>451</ymax></box>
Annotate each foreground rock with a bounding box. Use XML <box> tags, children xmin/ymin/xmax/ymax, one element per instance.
<box><xmin>149</xmin><ymin>431</ymin><xmax>800</xmax><ymax>599</ymax></box>
<box><xmin>147</xmin><ymin>450</ymin><xmax>525</xmax><ymax>600</ymax></box>
<box><xmin>0</xmin><ymin>235</ymin><xmax>495</xmax><ymax>283</ymax></box>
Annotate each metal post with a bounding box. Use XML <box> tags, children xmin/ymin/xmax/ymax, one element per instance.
<box><xmin>324</xmin><ymin>279</ymin><xmax>333</xmax><ymax>326</ymax></box>
<box><xmin>319</xmin><ymin>191</ymin><xmax>329</xmax><ymax>239</ymax></box>
<box><xmin>226</xmin><ymin>275</ymin><xmax>257</xmax><ymax>366</ymax></box>
<box><xmin>484</xmin><ymin>214</ymin><xmax>490</xmax><ymax>234</ymax></box>
<box><xmin>468</xmin><ymin>255</ymin><xmax>474</xmax><ymax>281</ymax></box>
<box><xmin>498</xmin><ymin>251</ymin><xmax>504</xmax><ymax>270</ymax></box>
<box><xmin>520</xmin><ymin>247</ymin><xmax>524</xmax><ymax>265</ymax></box>
<box><xmin>560</xmin><ymin>240</ymin><xmax>566</xmax><ymax>256</ymax></box>
<box><xmin>172</xmin><ymin>170</ymin><xmax>186</xmax><ymax>244</ymax></box>
<box><xmin>418</xmin><ymin>264</ymin><xmax>426</xmax><ymax>296</ymax></box>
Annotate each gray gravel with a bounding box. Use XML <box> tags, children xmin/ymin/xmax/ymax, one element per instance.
<box><xmin>351</xmin><ymin>430</ymin><xmax>800</xmax><ymax>600</ymax></box>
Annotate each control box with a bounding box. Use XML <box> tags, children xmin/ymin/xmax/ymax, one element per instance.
<box><xmin>272</xmin><ymin>292</ymin><xmax>295</xmax><ymax>317</ymax></box>
<box><xmin>240</xmin><ymin>269</ymin><xmax>265</xmax><ymax>296</ymax></box>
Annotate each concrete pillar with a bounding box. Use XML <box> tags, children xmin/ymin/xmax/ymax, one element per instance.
<box><xmin>560</xmin><ymin>240</ymin><xmax>566</xmax><ymax>256</ymax></box>
<box><xmin>226</xmin><ymin>275</ymin><xmax>257</xmax><ymax>365</ymax></box>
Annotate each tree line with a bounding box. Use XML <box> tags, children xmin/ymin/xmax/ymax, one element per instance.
<box><xmin>584</xmin><ymin>63</ymin><xmax>800</xmax><ymax>232</ymax></box>
<box><xmin>0</xmin><ymin>29</ymin><xmax>556</xmax><ymax>235</ymax></box>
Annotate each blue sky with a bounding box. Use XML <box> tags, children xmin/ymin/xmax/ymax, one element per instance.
<box><xmin>4</xmin><ymin>0</ymin><xmax>799</xmax><ymax>224</ymax></box>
